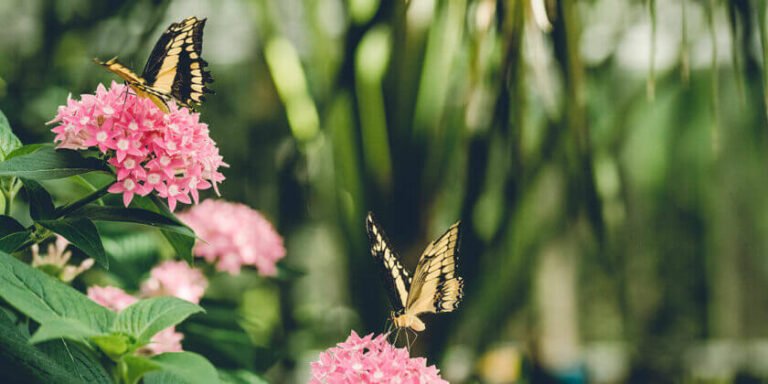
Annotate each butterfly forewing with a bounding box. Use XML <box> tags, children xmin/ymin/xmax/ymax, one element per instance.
<box><xmin>96</xmin><ymin>16</ymin><xmax>213</xmax><ymax>112</ymax></box>
<box><xmin>366</xmin><ymin>212</ymin><xmax>411</xmax><ymax>314</ymax></box>
<box><xmin>405</xmin><ymin>221</ymin><xmax>463</xmax><ymax>316</ymax></box>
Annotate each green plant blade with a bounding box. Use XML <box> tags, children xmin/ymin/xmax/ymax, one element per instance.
<box><xmin>143</xmin><ymin>352</ymin><xmax>221</xmax><ymax>384</ymax></box>
<box><xmin>0</xmin><ymin>251</ymin><xmax>114</xmax><ymax>332</ymax></box>
<box><xmin>0</xmin><ymin>146</ymin><xmax>108</xmax><ymax>180</ymax></box>
<box><xmin>37</xmin><ymin>217</ymin><xmax>107</xmax><ymax>268</ymax></box>
<box><xmin>111</xmin><ymin>297</ymin><xmax>203</xmax><ymax>344</ymax></box>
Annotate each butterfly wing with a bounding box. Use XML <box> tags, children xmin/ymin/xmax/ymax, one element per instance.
<box><xmin>405</xmin><ymin>221</ymin><xmax>463</xmax><ymax>317</ymax></box>
<box><xmin>366</xmin><ymin>212</ymin><xmax>411</xmax><ymax>314</ymax></box>
<box><xmin>141</xmin><ymin>16</ymin><xmax>214</xmax><ymax>109</ymax></box>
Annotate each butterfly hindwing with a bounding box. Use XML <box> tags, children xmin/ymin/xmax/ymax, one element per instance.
<box><xmin>366</xmin><ymin>212</ymin><xmax>411</xmax><ymax>314</ymax></box>
<box><xmin>405</xmin><ymin>221</ymin><xmax>463</xmax><ymax>316</ymax></box>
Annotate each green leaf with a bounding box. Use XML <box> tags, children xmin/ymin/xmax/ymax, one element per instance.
<box><xmin>0</xmin><ymin>109</ymin><xmax>22</xmax><ymax>162</ymax></box>
<box><xmin>112</xmin><ymin>297</ymin><xmax>203</xmax><ymax>343</ymax></box>
<box><xmin>218</xmin><ymin>370</ymin><xmax>270</xmax><ymax>384</ymax></box>
<box><xmin>29</xmin><ymin>318</ymin><xmax>102</xmax><ymax>344</ymax></box>
<box><xmin>121</xmin><ymin>354</ymin><xmax>161</xmax><ymax>384</ymax></box>
<box><xmin>21</xmin><ymin>178</ymin><xmax>56</xmax><ymax>220</ymax></box>
<box><xmin>0</xmin><ymin>230</ymin><xmax>32</xmax><ymax>253</ymax></box>
<box><xmin>133</xmin><ymin>195</ymin><xmax>196</xmax><ymax>263</ymax></box>
<box><xmin>0</xmin><ymin>216</ymin><xmax>29</xmax><ymax>254</ymax></box>
<box><xmin>0</xmin><ymin>310</ymin><xmax>100</xmax><ymax>384</ymax></box>
<box><xmin>91</xmin><ymin>333</ymin><xmax>132</xmax><ymax>360</ymax></box>
<box><xmin>37</xmin><ymin>340</ymin><xmax>112</xmax><ymax>384</ymax></box>
<box><xmin>144</xmin><ymin>352</ymin><xmax>221</xmax><ymax>384</ymax></box>
<box><xmin>70</xmin><ymin>205</ymin><xmax>194</xmax><ymax>237</ymax></box>
<box><xmin>6</xmin><ymin>143</ymin><xmax>45</xmax><ymax>160</ymax></box>
<box><xmin>0</xmin><ymin>215</ymin><xmax>24</xmax><ymax>236</ymax></box>
<box><xmin>0</xmin><ymin>146</ymin><xmax>108</xmax><ymax>180</ymax></box>
<box><xmin>0</xmin><ymin>251</ymin><xmax>115</xmax><ymax>332</ymax></box>
<box><xmin>37</xmin><ymin>217</ymin><xmax>107</xmax><ymax>268</ymax></box>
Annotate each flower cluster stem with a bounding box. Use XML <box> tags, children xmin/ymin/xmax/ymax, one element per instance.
<box><xmin>55</xmin><ymin>182</ymin><xmax>113</xmax><ymax>217</ymax></box>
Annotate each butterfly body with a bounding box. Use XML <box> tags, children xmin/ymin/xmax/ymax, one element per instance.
<box><xmin>95</xmin><ymin>16</ymin><xmax>214</xmax><ymax>113</ymax></box>
<box><xmin>366</xmin><ymin>212</ymin><xmax>464</xmax><ymax>333</ymax></box>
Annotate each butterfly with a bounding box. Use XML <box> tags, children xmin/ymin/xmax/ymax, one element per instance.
<box><xmin>365</xmin><ymin>212</ymin><xmax>464</xmax><ymax>332</ymax></box>
<box><xmin>95</xmin><ymin>16</ymin><xmax>214</xmax><ymax>113</ymax></box>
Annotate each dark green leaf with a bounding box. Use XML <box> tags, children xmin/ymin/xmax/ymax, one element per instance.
<box><xmin>0</xmin><ymin>251</ymin><xmax>114</xmax><ymax>332</ymax></box>
<box><xmin>69</xmin><ymin>206</ymin><xmax>194</xmax><ymax>237</ymax></box>
<box><xmin>144</xmin><ymin>352</ymin><xmax>221</xmax><ymax>384</ymax></box>
<box><xmin>37</xmin><ymin>340</ymin><xmax>112</xmax><ymax>384</ymax></box>
<box><xmin>0</xmin><ymin>231</ymin><xmax>31</xmax><ymax>254</ymax></box>
<box><xmin>0</xmin><ymin>215</ymin><xmax>25</xmax><ymax>237</ymax></box>
<box><xmin>112</xmin><ymin>297</ymin><xmax>203</xmax><ymax>343</ymax></box>
<box><xmin>0</xmin><ymin>310</ymin><xmax>93</xmax><ymax>384</ymax></box>
<box><xmin>37</xmin><ymin>217</ymin><xmax>107</xmax><ymax>268</ymax></box>
<box><xmin>122</xmin><ymin>354</ymin><xmax>160</xmax><ymax>384</ymax></box>
<box><xmin>0</xmin><ymin>109</ymin><xmax>22</xmax><ymax>162</ymax></box>
<box><xmin>133</xmin><ymin>195</ymin><xmax>196</xmax><ymax>263</ymax></box>
<box><xmin>0</xmin><ymin>146</ymin><xmax>108</xmax><ymax>180</ymax></box>
<box><xmin>21</xmin><ymin>179</ymin><xmax>55</xmax><ymax>220</ymax></box>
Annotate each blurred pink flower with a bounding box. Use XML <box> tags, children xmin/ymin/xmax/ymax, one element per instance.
<box><xmin>87</xmin><ymin>285</ymin><xmax>183</xmax><ymax>355</ymax></box>
<box><xmin>140</xmin><ymin>260</ymin><xmax>208</xmax><ymax>304</ymax></box>
<box><xmin>87</xmin><ymin>285</ymin><xmax>137</xmax><ymax>312</ymax></box>
<box><xmin>178</xmin><ymin>199</ymin><xmax>286</xmax><ymax>276</ymax></box>
<box><xmin>136</xmin><ymin>327</ymin><xmax>184</xmax><ymax>356</ymax></box>
<box><xmin>48</xmin><ymin>81</ymin><xmax>227</xmax><ymax>211</ymax></box>
<box><xmin>310</xmin><ymin>331</ymin><xmax>448</xmax><ymax>384</ymax></box>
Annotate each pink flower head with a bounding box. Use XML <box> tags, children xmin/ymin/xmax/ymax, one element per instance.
<box><xmin>178</xmin><ymin>199</ymin><xmax>286</xmax><ymax>276</ymax></box>
<box><xmin>310</xmin><ymin>331</ymin><xmax>448</xmax><ymax>384</ymax></box>
<box><xmin>48</xmin><ymin>82</ymin><xmax>227</xmax><ymax>211</ymax></box>
<box><xmin>87</xmin><ymin>285</ymin><xmax>183</xmax><ymax>355</ymax></box>
<box><xmin>87</xmin><ymin>285</ymin><xmax>137</xmax><ymax>312</ymax></box>
<box><xmin>140</xmin><ymin>260</ymin><xmax>208</xmax><ymax>304</ymax></box>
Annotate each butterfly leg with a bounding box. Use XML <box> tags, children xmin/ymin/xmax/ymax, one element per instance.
<box><xmin>407</xmin><ymin>328</ymin><xmax>418</xmax><ymax>350</ymax></box>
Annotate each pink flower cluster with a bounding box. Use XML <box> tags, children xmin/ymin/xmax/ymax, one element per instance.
<box><xmin>48</xmin><ymin>82</ymin><xmax>227</xmax><ymax>211</ymax></box>
<box><xmin>87</xmin><ymin>260</ymin><xmax>208</xmax><ymax>355</ymax></box>
<box><xmin>178</xmin><ymin>199</ymin><xmax>286</xmax><ymax>275</ymax></box>
<box><xmin>310</xmin><ymin>331</ymin><xmax>448</xmax><ymax>384</ymax></box>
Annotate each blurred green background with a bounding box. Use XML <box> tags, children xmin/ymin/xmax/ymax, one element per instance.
<box><xmin>2</xmin><ymin>0</ymin><xmax>768</xmax><ymax>382</ymax></box>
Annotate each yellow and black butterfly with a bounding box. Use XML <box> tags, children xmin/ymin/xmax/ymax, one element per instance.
<box><xmin>95</xmin><ymin>16</ymin><xmax>214</xmax><ymax>113</ymax></box>
<box><xmin>365</xmin><ymin>212</ymin><xmax>464</xmax><ymax>332</ymax></box>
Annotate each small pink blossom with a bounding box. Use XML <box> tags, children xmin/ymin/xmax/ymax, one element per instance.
<box><xmin>87</xmin><ymin>286</ymin><xmax>137</xmax><ymax>312</ymax></box>
<box><xmin>140</xmin><ymin>260</ymin><xmax>208</xmax><ymax>304</ymax></box>
<box><xmin>136</xmin><ymin>327</ymin><xmax>184</xmax><ymax>355</ymax></box>
<box><xmin>310</xmin><ymin>331</ymin><xmax>448</xmax><ymax>384</ymax></box>
<box><xmin>48</xmin><ymin>82</ymin><xmax>227</xmax><ymax>211</ymax></box>
<box><xmin>178</xmin><ymin>199</ymin><xmax>286</xmax><ymax>276</ymax></box>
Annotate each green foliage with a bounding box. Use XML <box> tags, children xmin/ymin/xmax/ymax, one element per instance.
<box><xmin>21</xmin><ymin>178</ymin><xmax>55</xmax><ymax>220</ymax></box>
<box><xmin>0</xmin><ymin>109</ymin><xmax>22</xmax><ymax>161</ymax></box>
<box><xmin>38</xmin><ymin>217</ymin><xmax>108</xmax><ymax>268</ymax></box>
<box><xmin>0</xmin><ymin>250</ymin><xmax>214</xmax><ymax>382</ymax></box>
<box><xmin>143</xmin><ymin>352</ymin><xmax>221</xmax><ymax>384</ymax></box>
<box><xmin>0</xmin><ymin>145</ymin><xmax>108</xmax><ymax>180</ymax></box>
<box><xmin>112</xmin><ymin>297</ymin><xmax>203</xmax><ymax>344</ymax></box>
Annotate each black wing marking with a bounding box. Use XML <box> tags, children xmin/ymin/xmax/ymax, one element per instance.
<box><xmin>366</xmin><ymin>212</ymin><xmax>411</xmax><ymax>314</ymax></box>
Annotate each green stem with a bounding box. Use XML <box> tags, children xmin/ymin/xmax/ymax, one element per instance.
<box><xmin>54</xmin><ymin>182</ymin><xmax>113</xmax><ymax>217</ymax></box>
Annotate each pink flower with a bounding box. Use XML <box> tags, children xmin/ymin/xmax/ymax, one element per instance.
<box><xmin>310</xmin><ymin>331</ymin><xmax>448</xmax><ymax>384</ymax></box>
<box><xmin>136</xmin><ymin>327</ymin><xmax>184</xmax><ymax>355</ymax></box>
<box><xmin>87</xmin><ymin>286</ymin><xmax>137</xmax><ymax>312</ymax></box>
<box><xmin>87</xmin><ymin>285</ymin><xmax>183</xmax><ymax>355</ymax></box>
<box><xmin>178</xmin><ymin>199</ymin><xmax>286</xmax><ymax>276</ymax></box>
<box><xmin>48</xmin><ymin>82</ymin><xmax>227</xmax><ymax>211</ymax></box>
<box><xmin>140</xmin><ymin>260</ymin><xmax>208</xmax><ymax>304</ymax></box>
